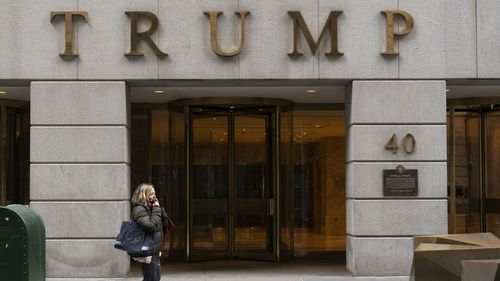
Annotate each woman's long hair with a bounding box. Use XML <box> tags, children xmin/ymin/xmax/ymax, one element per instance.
<box><xmin>131</xmin><ymin>183</ymin><xmax>155</xmax><ymax>205</ymax></box>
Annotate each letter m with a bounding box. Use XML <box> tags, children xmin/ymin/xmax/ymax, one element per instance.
<box><xmin>288</xmin><ymin>11</ymin><xmax>343</xmax><ymax>56</ymax></box>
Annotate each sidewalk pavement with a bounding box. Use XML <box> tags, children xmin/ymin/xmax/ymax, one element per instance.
<box><xmin>46</xmin><ymin>259</ymin><xmax>410</xmax><ymax>281</ymax></box>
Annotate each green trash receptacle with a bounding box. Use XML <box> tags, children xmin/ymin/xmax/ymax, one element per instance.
<box><xmin>0</xmin><ymin>204</ymin><xmax>45</xmax><ymax>281</ymax></box>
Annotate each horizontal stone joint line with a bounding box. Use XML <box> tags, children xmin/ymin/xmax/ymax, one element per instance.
<box><xmin>346</xmin><ymin>122</ymin><xmax>446</xmax><ymax>129</ymax></box>
<box><xmin>31</xmin><ymin>163</ymin><xmax>130</xmax><ymax>166</ymax></box>
<box><xmin>31</xmin><ymin>124</ymin><xmax>130</xmax><ymax>128</ymax></box>
<box><xmin>30</xmin><ymin>162</ymin><xmax>130</xmax><ymax>165</ymax></box>
<box><xmin>32</xmin><ymin>81</ymin><xmax>127</xmax><ymax>84</ymax></box>
<box><xmin>46</xmin><ymin>237</ymin><xmax>119</xmax><ymax>240</ymax></box>
<box><xmin>30</xmin><ymin>199</ymin><xmax>130</xmax><ymax>202</ymax></box>
<box><xmin>46</xmin><ymin>236</ymin><xmax>120</xmax><ymax>238</ymax></box>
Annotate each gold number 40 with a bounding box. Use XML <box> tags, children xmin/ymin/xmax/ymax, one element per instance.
<box><xmin>385</xmin><ymin>133</ymin><xmax>415</xmax><ymax>154</ymax></box>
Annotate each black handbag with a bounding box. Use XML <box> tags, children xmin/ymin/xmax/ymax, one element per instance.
<box><xmin>114</xmin><ymin>220</ymin><xmax>155</xmax><ymax>256</ymax></box>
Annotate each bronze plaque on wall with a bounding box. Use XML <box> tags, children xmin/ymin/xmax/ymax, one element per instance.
<box><xmin>383</xmin><ymin>165</ymin><xmax>418</xmax><ymax>196</ymax></box>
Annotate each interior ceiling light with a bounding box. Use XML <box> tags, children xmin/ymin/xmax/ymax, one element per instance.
<box><xmin>154</xmin><ymin>90</ymin><xmax>164</xmax><ymax>94</ymax></box>
<box><xmin>0</xmin><ymin>91</ymin><xmax>5</xmax><ymax>95</ymax></box>
<box><xmin>315</xmin><ymin>124</ymin><xmax>320</xmax><ymax>128</ymax></box>
<box><xmin>306</xmin><ymin>89</ymin><xmax>318</xmax><ymax>94</ymax></box>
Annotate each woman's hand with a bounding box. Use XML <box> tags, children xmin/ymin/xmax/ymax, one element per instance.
<box><xmin>153</xmin><ymin>199</ymin><xmax>160</xmax><ymax>207</ymax></box>
<box><xmin>149</xmin><ymin>194</ymin><xmax>160</xmax><ymax>207</ymax></box>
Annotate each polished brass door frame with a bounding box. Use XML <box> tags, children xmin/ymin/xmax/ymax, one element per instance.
<box><xmin>187</xmin><ymin>105</ymin><xmax>278</xmax><ymax>261</ymax></box>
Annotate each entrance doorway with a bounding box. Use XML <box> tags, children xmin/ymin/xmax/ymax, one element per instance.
<box><xmin>189</xmin><ymin>106</ymin><xmax>276</xmax><ymax>261</ymax></box>
<box><xmin>0</xmin><ymin>101</ymin><xmax>30</xmax><ymax>206</ymax></box>
<box><xmin>448</xmin><ymin>103</ymin><xmax>500</xmax><ymax>236</ymax></box>
<box><xmin>130</xmin><ymin>97</ymin><xmax>347</xmax><ymax>261</ymax></box>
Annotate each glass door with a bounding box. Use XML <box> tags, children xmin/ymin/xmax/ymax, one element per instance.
<box><xmin>188</xmin><ymin>106</ymin><xmax>276</xmax><ymax>261</ymax></box>
<box><xmin>189</xmin><ymin>108</ymin><xmax>229</xmax><ymax>260</ymax></box>
<box><xmin>448</xmin><ymin>105</ymin><xmax>500</xmax><ymax>236</ymax></box>
<box><xmin>464</xmin><ymin>114</ymin><xmax>482</xmax><ymax>233</ymax></box>
<box><xmin>449</xmin><ymin>112</ymin><xmax>482</xmax><ymax>234</ymax></box>
<box><xmin>233</xmin><ymin>112</ymin><xmax>276</xmax><ymax>260</ymax></box>
<box><xmin>485</xmin><ymin>110</ymin><xmax>500</xmax><ymax>236</ymax></box>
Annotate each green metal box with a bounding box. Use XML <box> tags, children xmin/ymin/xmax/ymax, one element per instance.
<box><xmin>0</xmin><ymin>204</ymin><xmax>45</xmax><ymax>281</ymax></box>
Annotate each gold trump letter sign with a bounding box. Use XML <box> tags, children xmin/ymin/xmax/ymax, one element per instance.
<box><xmin>50</xmin><ymin>9</ymin><xmax>415</xmax><ymax>59</ymax></box>
<box><xmin>125</xmin><ymin>11</ymin><xmax>167</xmax><ymax>57</ymax></box>
<box><xmin>380</xmin><ymin>10</ymin><xmax>414</xmax><ymax>55</ymax></box>
<box><xmin>50</xmin><ymin>11</ymin><xmax>89</xmax><ymax>58</ymax></box>
<box><xmin>288</xmin><ymin>11</ymin><xmax>343</xmax><ymax>57</ymax></box>
<box><xmin>204</xmin><ymin>11</ymin><xmax>250</xmax><ymax>57</ymax></box>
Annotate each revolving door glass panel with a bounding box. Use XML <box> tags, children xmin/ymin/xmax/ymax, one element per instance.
<box><xmin>190</xmin><ymin>111</ymin><xmax>229</xmax><ymax>259</ymax></box>
<box><xmin>448</xmin><ymin>105</ymin><xmax>500</xmax><ymax>236</ymax></box>
<box><xmin>189</xmin><ymin>107</ymin><xmax>276</xmax><ymax>261</ymax></box>
<box><xmin>233</xmin><ymin>113</ymin><xmax>275</xmax><ymax>258</ymax></box>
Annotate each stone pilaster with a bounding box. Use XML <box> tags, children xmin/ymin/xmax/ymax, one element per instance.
<box><xmin>29</xmin><ymin>81</ymin><xmax>130</xmax><ymax>278</ymax></box>
<box><xmin>345</xmin><ymin>81</ymin><xmax>448</xmax><ymax>276</ymax></box>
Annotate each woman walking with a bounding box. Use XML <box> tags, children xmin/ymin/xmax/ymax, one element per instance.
<box><xmin>131</xmin><ymin>183</ymin><xmax>168</xmax><ymax>281</ymax></box>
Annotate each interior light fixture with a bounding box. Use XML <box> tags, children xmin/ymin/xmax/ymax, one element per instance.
<box><xmin>154</xmin><ymin>90</ymin><xmax>164</xmax><ymax>95</ymax></box>
<box><xmin>0</xmin><ymin>91</ymin><xmax>5</xmax><ymax>96</ymax></box>
<box><xmin>315</xmin><ymin>124</ymin><xmax>320</xmax><ymax>128</ymax></box>
<box><xmin>306</xmin><ymin>89</ymin><xmax>318</xmax><ymax>94</ymax></box>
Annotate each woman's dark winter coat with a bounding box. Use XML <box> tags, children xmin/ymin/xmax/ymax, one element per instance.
<box><xmin>131</xmin><ymin>203</ymin><xmax>168</xmax><ymax>254</ymax></box>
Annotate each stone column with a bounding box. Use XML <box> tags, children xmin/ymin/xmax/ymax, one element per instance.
<box><xmin>29</xmin><ymin>82</ymin><xmax>130</xmax><ymax>278</ymax></box>
<box><xmin>346</xmin><ymin>81</ymin><xmax>448</xmax><ymax>276</ymax></box>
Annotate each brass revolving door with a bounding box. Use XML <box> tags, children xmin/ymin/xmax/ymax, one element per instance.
<box><xmin>169</xmin><ymin>98</ymin><xmax>292</xmax><ymax>262</ymax></box>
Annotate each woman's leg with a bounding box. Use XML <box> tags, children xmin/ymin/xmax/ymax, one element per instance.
<box><xmin>153</xmin><ymin>254</ymin><xmax>161</xmax><ymax>281</ymax></box>
<box><xmin>140</xmin><ymin>255</ymin><xmax>159</xmax><ymax>281</ymax></box>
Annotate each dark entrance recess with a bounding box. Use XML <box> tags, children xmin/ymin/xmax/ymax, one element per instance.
<box><xmin>130</xmin><ymin>98</ymin><xmax>347</xmax><ymax>261</ymax></box>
